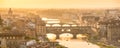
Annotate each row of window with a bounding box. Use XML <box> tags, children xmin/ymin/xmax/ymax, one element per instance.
<box><xmin>1</xmin><ymin>37</ymin><xmax>23</xmax><ymax>40</ymax></box>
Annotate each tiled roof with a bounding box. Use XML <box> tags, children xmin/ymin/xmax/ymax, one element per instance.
<box><xmin>0</xmin><ymin>32</ymin><xmax>25</xmax><ymax>36</ymax></box>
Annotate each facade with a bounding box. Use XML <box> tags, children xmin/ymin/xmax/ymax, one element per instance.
<box><xmin>0</xmin><ymin>32</ymin><xmax>26</xmax><ymax>48</ymax></box>
<box><xmin>35</xmin><ymin>16</ymin><xmax>46</xmax><ymax>38</ymax></box>
<box><xmin>0</xmin><ymin>38</ymin><xmax>7</xmax><ymax>48</ymax></box>
<box><xmin>99</xmin><ymin>19</ymin><xmax>120</xmax><ymax>46</ymax></box>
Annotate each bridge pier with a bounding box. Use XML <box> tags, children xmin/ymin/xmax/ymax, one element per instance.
<box><xmin>56</xmin><ymin>34</ymin><xmax>60</xmax><ymax>39</ymax></box>
<box><xmin>73</xmin><ymin>34</ymin><xmax>77</xmax><ymax>39</ymax></box>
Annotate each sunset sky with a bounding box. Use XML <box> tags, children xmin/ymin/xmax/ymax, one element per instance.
<box><xmin>0</xmin><ymin>0</ymin><xmax>120</xmax><ymax>9</ymax></box>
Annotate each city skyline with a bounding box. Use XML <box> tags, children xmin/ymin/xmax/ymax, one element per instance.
<box><xmin>0</xmin><ymin>0</ymin><xmax>120</xmax><ymax>9</ymax></box>
<box><xmin>0</xmin><ymin>6</ymin><xmax>120</xmax><ymax>48</ymax></box>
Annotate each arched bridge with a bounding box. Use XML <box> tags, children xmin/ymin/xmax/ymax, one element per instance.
<box><xmin>46</xmin><ymin>26</ymin><xmax>95</xmax><ymax>39</ymax></box>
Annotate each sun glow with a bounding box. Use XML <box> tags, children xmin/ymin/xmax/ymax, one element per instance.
<box><xmin>0</xmin><ymin>0</ymin><xmax>119</xmax><ymax>8</ymax></box>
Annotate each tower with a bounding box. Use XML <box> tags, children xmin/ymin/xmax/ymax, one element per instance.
<box><xmin>8</xmin><ymin>8</ymin><xmax>13</xmax><ymax>16</ymax></box>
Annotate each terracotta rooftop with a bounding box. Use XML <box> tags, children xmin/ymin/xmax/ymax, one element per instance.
<box><xmin>0</xmin><ymin>32</ymin><xmax>25</xmax><ymax>36</ymax></box>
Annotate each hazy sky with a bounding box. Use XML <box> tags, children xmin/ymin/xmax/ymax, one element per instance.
<box><xmin>0</xmin><ymin>0</ymin><xmax>120</xmax><ymax>8</ymax></box>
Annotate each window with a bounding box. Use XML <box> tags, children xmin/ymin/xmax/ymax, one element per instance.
<box><xmin>6</xmin><ymin>37</ymin><xmax>9</xmax><ymax>39</ymax></box>
<box><xmin>0</xmin><ymin>41</ymin><xmax>1</xmax><ymax>44</ymax></box>
<box><xmin>67</xmin><ymin>29</ymin><xmax>71</xmax><ymax>32</ymax></box>
<box><xmin>13</xmin><ymin>37</ymin><xmax>15</xmax><ymax>39</ymax></box>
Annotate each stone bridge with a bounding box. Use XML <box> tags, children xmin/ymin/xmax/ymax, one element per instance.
<box><xmin>46</xmin><ymin>26</ymin><xmax>94</xmax><ymax>39</ymax></box>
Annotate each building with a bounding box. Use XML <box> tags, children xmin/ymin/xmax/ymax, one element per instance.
<box><xmin>35</xmin><ymin>16</ymin><xmax>46</xmax><ymax>38</ymax></box>
<box><xmin>0</xmin><ymin>38</ymin><xmax>7</xmax><ymax>48</ymax></box>
<box><xmin>99</xmin><ymin>19</ymin><xmax>120</xmax><ymax>46</ymax></box>
<box><xmin>0</xmin><ymin>32</ymin><xmax>26</xmax><ymax>48</ymax></box>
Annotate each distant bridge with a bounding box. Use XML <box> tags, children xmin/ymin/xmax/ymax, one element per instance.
<box><xmin>46</xmin><ymin>25</ymin><xmax>95</xmax><ymax>39</ymax></box>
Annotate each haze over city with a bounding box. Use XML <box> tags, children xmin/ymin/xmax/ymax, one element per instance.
<box><xmin>0</xmin><ymin>0</ymin><xmax>120</xmax><ymax>9</ymax></box>
<box><xmin>1</xmin><ymin>0</ymin><xmax>120</xmax><ymax>48</ymax></box>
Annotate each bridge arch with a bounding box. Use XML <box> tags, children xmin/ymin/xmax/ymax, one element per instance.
<box><xmin>59</xmin><ymin>33</ymin><xmax>73</xmax><ymax>40</ymax></box>
<box><xmin>76</xmin><ymin>34</ymin><xmax>87</xmax><ymax>40</ymax></box>
<box><xmin>46</xmin><ymin>33</ymin><xmax>56</xmax><ymax>41</ymax></box>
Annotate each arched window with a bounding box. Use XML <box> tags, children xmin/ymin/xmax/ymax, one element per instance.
<box><xmin>13</xmin><ymin>37</ymin><xmax>15</xmax><ymax>39</ymax></box>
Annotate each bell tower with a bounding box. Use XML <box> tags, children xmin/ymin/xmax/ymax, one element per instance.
<box><xmin>8</xmin><ymin>8</ymin><xmax>13</xmax><ymax>16</ymax></box>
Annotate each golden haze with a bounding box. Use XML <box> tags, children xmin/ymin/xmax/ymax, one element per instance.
<box><xmin>0</xmin><ymin>0</ymin><xmax>120</xmax><ymax>9</ymax></box>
